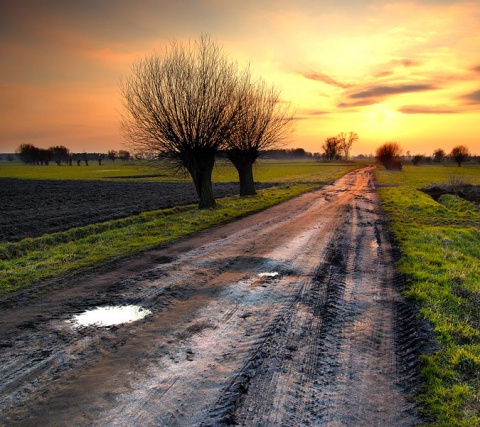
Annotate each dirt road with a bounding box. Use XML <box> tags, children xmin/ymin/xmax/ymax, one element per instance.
<box><xmin>0</xmin><ymin>167</ymin><xmax>421</xmax><ymax>426</ymax></box>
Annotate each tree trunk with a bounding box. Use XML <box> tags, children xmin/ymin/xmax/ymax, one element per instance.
<box><xmin>227</xmin><ymin>149</ymin><xmax>258</xmax><ymax>196</ymax></box>
<box><xmin>184</xmin><ymin>149</ymin><xmax>217</xmax><ymax>209</ymax></box>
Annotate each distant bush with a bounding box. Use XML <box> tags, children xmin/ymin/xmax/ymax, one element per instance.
<box><xmin>376</xmin><ymin>141</ymin><xmax>403</xmax><ymax>170</ymax></box>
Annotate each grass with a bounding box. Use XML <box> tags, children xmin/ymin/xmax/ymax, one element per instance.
<box><xmin>0</xmin><ymin>159</ymin><xmax>355</xmax><ymax>182</ymax></box>
<box><xmin>375</xmin><ymin>164</ymin><xmax>480</xmax><ymax>427</ymax></box>
<box><xmin>0</xmin><ymin>162</ymin><xmax>359</xmax><ymax>296</ymax></box>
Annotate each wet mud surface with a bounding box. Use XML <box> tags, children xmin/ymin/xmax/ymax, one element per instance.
<box><xmin>0</xmin><ymin>167</ymin><xmax>423</xmax><ymax>426</ymax></box>
<box><xmin>0</xmin><ymin>179</ymin><xmax>273</xmax><ymax>242</ymax></box>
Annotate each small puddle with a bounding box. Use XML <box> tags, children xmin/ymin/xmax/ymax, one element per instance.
<box><xmin>258</xmin><ymin>272</ymin><xmax>280</xmax><ymax>278</ymax></box>
<box><xmin>69</xmin><ymin>305</ymin><xmax>152</xmax><ymax>328</ymax></box>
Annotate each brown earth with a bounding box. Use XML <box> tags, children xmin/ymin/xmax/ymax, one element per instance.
<box><xmin>0</xmin><ymin>179</ymin><xmax>275</xmax><ymax>242</ymax></box>
<box><xmin>0</xmin><ymin>167</ymin><xmax>423</xmax><ymax>426</ymax></box>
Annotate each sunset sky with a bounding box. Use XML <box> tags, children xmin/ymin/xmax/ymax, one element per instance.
<box><xmin>1</xmin><ymin>0</ymin><xmax>479</xmax><ymax>156</ymax></box>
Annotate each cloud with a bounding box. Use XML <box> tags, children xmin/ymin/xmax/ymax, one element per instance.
<box><xmin>337</xmin><ymin>99</ymin><xmax>378</xmax><ymax>108</ymax></box>
<box><xmin>397</xmin><ymin>58</ymin><xmax>421</xmax><ymax>68</ymax></box>
<box><xmin>473</xmin><ymin>66</ymin><xmax>480</xmax><ymax>73</ymax></box>
<box><xmin>375</xmin><ymin>70</ymin><xmax>394</xmax><ymax>78</ymax></box>
<box><xmin>461</xmin><ymin>89</ymin><xmax>480</xmax><ymax>104</ymax></box>
<box><xmin>306</xmin><ymin>109</ymin><xmax>331</xmax><ymax>115</ymax></box>
<box><xmin>398</xmin><ymin>106</ymin><xmax>459</xmax><ymax>114</ymax></box>
<box><xmin>349</xmin><ymin>84</ymin><xmax>437</xmax><ymax>99</ymax></box>
<box><xmin>301</xmin><ymin>71</ymin><xmax>352</xmax><ymax>89</ymax></box>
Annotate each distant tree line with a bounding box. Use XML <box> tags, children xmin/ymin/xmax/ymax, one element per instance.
<box><xmin>375</xmin><ymin>142</ymin><xmax>476</xmax><ymax>170</ymax></box>
<box><xmin>408</xmin><ymin>145</ymin><xmax>474</xmax><ymax>167</ymax></box>
<box><xmin>15</xmin><ymin>144</ymin><xmax>130</xmax><ymax>166</ymax></box>
<box><xmin>254</xmin><ymin>148</ymin><xmax>318</xmax><ymax>159</ymax></box>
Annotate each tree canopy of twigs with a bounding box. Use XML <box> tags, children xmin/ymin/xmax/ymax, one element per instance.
<box><xmin>120</xmin><ymin>35</ymin><xmax>249</xmax><ymax>208</ymax></box>
<box><xmin>341</xmin><ymin>131</ymin><xmax>359</xmax><ymax>161</ymax></box>
<box><xmin>375</xmin><ymin>141</ymin><xmax>403</xmax><ymax>170</ymax></box>
<box><xmin>322</xmin><ymin>137</ymin><xmax>342</xmax><ymax>160</ymax></box>
<box><xmin>226</xmin><ymin>78</ymin><xmax>294</xmax><ymax>196</ymax></box>
<box><xmin>323</xmin><ymin>132</ymin><xmax>358</xmax><ymax>161</ymax></box>
<box><xmin>450</xmin><ymin>145</ymin><xmax>469</xmax><ymax>167</ymax></box>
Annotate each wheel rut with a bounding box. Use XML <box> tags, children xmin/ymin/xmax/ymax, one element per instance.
<box><xmin>0</xmin><ymin>167</ymin><xmax>422</xmax><ymax>426</ymax></box>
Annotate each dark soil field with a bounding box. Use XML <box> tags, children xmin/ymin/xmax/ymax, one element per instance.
<box><xmin>0</xmin><ymin>179</ymin><xmax>273</xmax><ymax>243</ymax></box>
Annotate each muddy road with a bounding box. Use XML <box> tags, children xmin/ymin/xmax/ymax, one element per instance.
<box><xmin>0</xmin><ymin>167</ymin><xmax>421</xmax><ymax>426</ymax></box>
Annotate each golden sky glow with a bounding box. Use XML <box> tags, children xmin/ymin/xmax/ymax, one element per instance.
<box><xmin>1</xmin><ymin>0</ymin><xmax>479</xmax><ymax>155</ymax></box>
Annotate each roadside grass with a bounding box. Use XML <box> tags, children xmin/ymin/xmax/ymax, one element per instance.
<box><xmin>0</xmin><ymin>163</ymin><xmax>359</xmax><ymax>296</ymax></box>
<box><xmin>375</xmin><ymin>164</ymin><xmax>480</xmax><ymax>427</ymax></box>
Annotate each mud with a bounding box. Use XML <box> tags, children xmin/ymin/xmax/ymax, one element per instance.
<box><xmin>0</xmin><ymin>167</ymin><xmax>423</xmax><ymax>426</ymax></box>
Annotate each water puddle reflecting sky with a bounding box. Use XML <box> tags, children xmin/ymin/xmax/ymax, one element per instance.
<box><xmin>258</xmin><ymin>272</ymin><xmax>279</xmax><ymax>278</ymax></box>
<box><xmin>69</xmin><ymin>305</ymin><xmax>152</xmax><ymax>327</ymax></box>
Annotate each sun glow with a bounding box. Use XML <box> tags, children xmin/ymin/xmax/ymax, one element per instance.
<box><xmin>1</xmin><ymin>1</ymin><xmax>480</xmax><ymax>155</ymax></box>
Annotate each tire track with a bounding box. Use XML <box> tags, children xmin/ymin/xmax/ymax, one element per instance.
<box><xmin>202</xmin><ymin>168</ymin><xmax>420</xmax><ymax>426</ymax></box>
<box><xmin>0</xmin><ymin>167</ymin><xmax>422</xmax><ymax>426</ymax></box>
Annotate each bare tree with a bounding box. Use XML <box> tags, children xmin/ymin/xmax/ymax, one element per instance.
<box><xmin>16</xmin><ymin>144</ymin><xmax>51</xmax><ymax>165</ymax></box>
<box><xmin>16</xmin><ymin>143</ymin><xmax>38</xmax><ymax>164</ymax></box>
<box><xmin>120</xmin><ymin>35</ymin><xmax>247</xmax><ymax>208</ymax></box>
<box><xmin>433</xmin><ymin>148</ymin><xmax>446</xmax><ymax>164</ymax></box>
<box><xmin>322</xmin><ymin>136</ymin><xmax>341</xmax><ymax>161</ymax></box>
<box><xmin>336</xmin><ymin>132</ymin><xmax>346</xmax><ymax>159</ymax></box>
<box><xmin>450</xmin><ymin>145</ymin><xmax>469</xmax><ymax>167</ymax></box>
<box><xmin>375</xmin><ymin>141</ymin><xmax>403</xmax><ymax>170</ymax></box>
<box><xmin>107</xmin><ymin>150</ymin><xmax>117</xmax><ymax>162</ymax></box>
<box><xmin>226</xmin><ymin>78</ymin><xmax>294</xmax><ymax>196</ymax></box>
<box><xmin>48</xmin><ymin>145</ymin><xmax>70</xmax><ymax>165</ymax></box>
<box><xmin>118</xmin><ymin>150</ymin><xmax>131</xmax><ymax>161</ymax></box>
<box><xmin>341</xmin><ymin>131</ymin><xmax>358</xmax><ymax>161</ymax></box>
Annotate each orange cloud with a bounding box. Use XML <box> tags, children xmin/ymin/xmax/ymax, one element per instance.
<box><xmin>398</xmin><ymin>106</ymin><xmax>460</xmax><ymax>114</ymax></box>
<box><xmin>460</xmin><ymin>89</ymin><xmax>480</xmax><ymax>105</ymax></box>
<box><xmin>349</xmin><ymin>84</ymin><xmax>438</xmax><ymax>100</ymax></box>
<box><xmin>301</xmin><ymin>71</ymin><xmax>352</xmax><ymax>89</ymax></box>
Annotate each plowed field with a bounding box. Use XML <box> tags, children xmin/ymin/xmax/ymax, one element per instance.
<box><xmin>0</xmin><ymin>179</ymin><xmax>272</xmax><ymax>242</ymax></box>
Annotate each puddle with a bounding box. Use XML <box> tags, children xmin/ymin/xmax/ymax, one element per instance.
<box><xmin>69</xmin><ymin>305</ymin><xmax>152</xmax><ymax>327</ymax></box>
<box><xmin>258</xmin><ymin>272</ymin><xmax>280</xmax><ymax>278</ymax></box>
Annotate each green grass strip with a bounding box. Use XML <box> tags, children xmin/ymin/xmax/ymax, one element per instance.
<box><xmin>375</xmin><ymin>165</ymin><xmax>480</xmax><ymax>427</ymax></box>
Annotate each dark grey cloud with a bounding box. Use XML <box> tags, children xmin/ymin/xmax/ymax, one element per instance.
<box><xmin>349</xmin><ymin>84</ymin><xmax>437</xmax><ymax>99</ymax></box>
<box><xmin>473</xmin><ymin>66</ymin><xmax>480</xmax><ymax>73</ymax></box>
